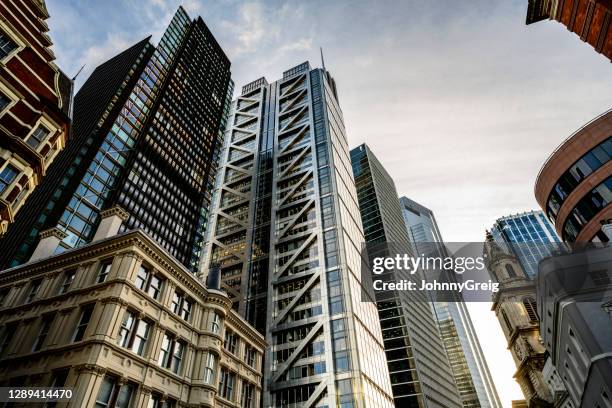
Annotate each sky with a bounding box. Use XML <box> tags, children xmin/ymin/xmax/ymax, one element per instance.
<box><xmin>46</xmin><ymin>0</ymin><xmax>612</xmax><ymax>406</ymax></box>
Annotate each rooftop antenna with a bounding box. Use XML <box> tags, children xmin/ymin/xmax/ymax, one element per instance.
<box><xmin>72</xmin><ymin>64</ymin><xmax>85</xmax><ymax>81</ymax></box>
<box><xmin>320</xmin><ymin>47</ymin><xmax>326</xmax><ymax>70</ymax></box>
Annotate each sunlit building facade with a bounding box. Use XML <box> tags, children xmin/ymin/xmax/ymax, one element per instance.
<box><xmin>0</xmin><ymin>7</ymin><xmax>231</xmax><ymax>272</ymax></box>
<box><xmin>203</xmin><ymin>62</ymin><xmax>394</xmax><ymax>408</ymax></box>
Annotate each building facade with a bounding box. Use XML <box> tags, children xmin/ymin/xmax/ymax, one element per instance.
<box><xmin>0</xmin><ymin>209</ymin><xmax>265</xmax><ymax>408</ymax></box>
<box><xmin>202</xmin><ymin>63</ymin><xmax>394</xmax><ymax>408</ymax></box>
<box><xmin>0</xmin><ymin>0</ymin><xmax>72</xmax><ymax>235</ymax></box>
<box><xmin>484</xmin><ymin>236</ymin><xmax>554</xmax><ymax>407</ymax></box>
<box><xmin>538</xmin><ymin>245</ymin><xmax>612</xmax><ymax>407</ymax></box>
<box><xmin>526</xmin><ymin>0</ymin><xmax>612</xmax><ymax>61</ymax></box>
<box><xmin>0</xmin><ymin>7</ymin><xmax>231</xmax><ymax>272</ymax></box>
<box><xmin>351</xmin><ymin>145</ymin><xmax>463</xmax><ymax>408</ymax></box>
<box><xmin>400</xmin><ymin>196</ymin><xmax>502</xmax><ymax>408</ymax></box>
<box><xmin>489</xmin><ymin>210</ymin><xmax>562</xmax><ymax>278</ymax></box>
<box><xmin>535</xmin><ymin>109</ymin><xmax>612</xmax><ymax>243</ymax></box>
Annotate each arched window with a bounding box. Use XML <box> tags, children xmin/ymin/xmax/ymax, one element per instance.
<box><xmin>501</xmin><ymin>309</ymin><xmax>512</xmax><ymax>333</ymax></box>
<box><xmin>523</xmin><ymin>297</ymin><xmax>538</xmax><ymax>321</ymax></box>
<box><xmin>505</xmin><ymin>263</ymin><xmax>516</xmax><ymax>278</ymax></box>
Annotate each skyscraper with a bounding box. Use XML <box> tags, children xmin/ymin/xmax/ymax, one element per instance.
<box><xmin>202</xmin><ymin>62</ymin><xmax>394</xmax><ymax>408</ymax></box>
<box><xmin>0</xmin><ymin>7</ymin><xmax>231</xmax><ymax>271</ymax></box>
<box><xmin>0</xmin><ymin>0</ymin><xmax>72</xmax><ymax>236</ymax></box>
<box><xmin>351</xmin><ymin>144</ymin><xmax>463</xmax><ymax>408</ymax></box>
<box><xmin>400</xmin><ymin>196</ymin><xmax>502</xmax><ymax>408</ymax></box>
<box><xmin>489</xmin><ymin>210</ymin><xmax>562</xmax><ymax>278</ymax></box>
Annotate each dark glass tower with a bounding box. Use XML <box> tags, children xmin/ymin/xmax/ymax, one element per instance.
<box><xmin>350</xmin><ymin>144</ymin><xmax>463</xmax><ymax>408</ymax></box>
<box><xmin>0</xmin><ymin>7</ymin><xmax>231</xmax><ymax>271</ymax></box>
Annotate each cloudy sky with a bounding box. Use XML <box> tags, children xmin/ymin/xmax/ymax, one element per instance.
<box><xmin>47</xmin><ymin>0</ymin><xmax>611</xmax><ymax>405</ymax></box>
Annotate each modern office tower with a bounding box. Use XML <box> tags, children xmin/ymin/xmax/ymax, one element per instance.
<box><xmin>538</xmin><ymin>246</ymin><xmax>612</xmax><ymax>407</ymax></box>
<box><xmin>525</xmin><ymin>0</ymin><xmax>612</xmax><ymax>61</ymax></box>
<box><xmin>535</xmin><ymin>109</ymin><xmax>612</xmax><ymax>243</ymax></box>
<box><xmin>489</xmin><ymin>210</ymin><xmax>562</xmax><ymax>278</ymax></box>
<box><xmin>0</xmin><ymin>209</ymin><xmax>265</xmax><ymax>408</ymax></box>
<box><xmin>0</xmin><ymin>7</ymin><xmax>231</xmax><ymax>271</ymax></box>
<box><xmin>203</xmin><ymin>62</ymin><xmax>395</xmax><ymax>408</ymax></box>
<box><xmin>0</xmin><ymin>0</ymin><xmax>72</xmax><ymax>236</ymax></box>
<box><xmin>400</xmin><ymin>197</ymin><xmax>502</xmax><ymax>408</ymax></box>
<box><xmin>351</xmin><ymin>144</ymin><xmax>462</xmax><ymax>408</ymax></box>
<box><xmin>484</xmin><ymin>236</ymin><xmax>554</xmax><ymax>407</ymax></box>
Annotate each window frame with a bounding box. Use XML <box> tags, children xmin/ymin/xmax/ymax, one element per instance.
<box><xmin>135</xmin><ymin>265</ymin><xmax>164</xmax><ymax>301</ymax></box>
<box><xmin>73</xmin><ymin>304</ymin><xmax>94</xmax><ymax>342</ymax></box>
<box><xmin>97</xmin><ymin>260</ymin><xmax>112</xmax><ymax>283</ymax></box>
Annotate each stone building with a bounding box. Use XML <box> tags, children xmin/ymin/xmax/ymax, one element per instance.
<box><xmin>0</xmin><ymin>207</ymin><xmax>265</xmax><ymax>407</ymax></box>
<box><xmin>0</xmin><ymin>0</ymin><xmax>72</xmax><ymax>235</ymax></box>
<box><xmin>484</xmin><ymin>234</ymin><xmax>554</xmax><ymax>407</ymax></box>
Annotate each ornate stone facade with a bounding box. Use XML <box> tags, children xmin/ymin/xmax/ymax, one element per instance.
<box><xmin>0</xmin><ymin>229</ymin><xmax>265</xmax><ymax>407</ymax></box>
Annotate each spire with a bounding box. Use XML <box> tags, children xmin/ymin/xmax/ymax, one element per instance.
<box><xmin>320</xmin><ymin>47</ymin><xmax>326</xmax><ymax>70</ymax></box>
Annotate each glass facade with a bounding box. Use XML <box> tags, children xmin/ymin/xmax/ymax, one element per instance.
<box><xmin>490</xmin><ymin>210</ymin><xmax>562</xmax><ymax>277</ymax></box>
<box><xmin>203</xmin><ymin>63</ymin><xmax>394</xmax><ymax>408</ymax></box>
<box><xmin>351</xmin><ymin>146</ymin><xmax>463</xmax><ymax>408</ymax></box>
<box><xmin>400</xmin><ymin>197</ymin><xmax>502</xmax><ymax>408</ymax></box>
<box><xmin>562</xmin><ymin>177</ymin><xmax>612</xmax><ymax>241</ymax></box>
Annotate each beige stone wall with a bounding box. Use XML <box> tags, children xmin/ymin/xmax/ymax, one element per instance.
<box><xmin>0</xmin><ymin>231</ymin><xmax>265</xmax><ymax>407</ymax></box>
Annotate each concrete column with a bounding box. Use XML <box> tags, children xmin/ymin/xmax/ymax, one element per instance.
<box><xmin>30</xmin><ymin>228</ymin><xmax>67</xmax><ymax>262</ymax></box>
<box><xmin>91</xmin><ymin>206</ymin><xmax>129</xmax><ymax>242</ymax></box>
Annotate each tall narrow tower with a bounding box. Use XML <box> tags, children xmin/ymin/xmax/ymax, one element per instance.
<box><xmin>203</xmin><ymin>62</ymin><xmax>394</xmax><ymax>408</ymax></box>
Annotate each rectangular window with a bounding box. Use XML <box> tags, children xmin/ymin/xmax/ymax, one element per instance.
<box><xmin>0</xmin><ymin>163</ymin><xmax>19</xmax><ymax>194</ymax></box>
<box><xmin>60</xmin><ymin>269</ymin><xmax>76</xmax><ymax>294</ymax></box>
<box><xmin>158</xmin><ymin>332</ymin><xmax>185</xmax><ymax>374</ymax></box>
<box><xmin>25</xmin><ymin>278</ymin><xmax>43</xmax><ymax>303</ymax></box>
<box><xmin>219</xmin><ymin>368</ymin><xmax>235</xmax><ymax>401</ymax></box>
<box><xmin>172</xmin><ymin>291</ymin><xmax>192</xmax><ymax>321</ymax></box>
<box><xmin>97</xmin><ymin>261</ymin><xmax>112</xmax><ymax>283</ymax></box>
<box><xmin>117</xmin><ymin>310</ymin><xmax>150</xmax><ymax>356</ymax></box>
<box><xmin>224</xmin><ymin>329</ymin><xmax>238</xmax><ymax>355</ymax></box>
<box><xmin>0</xmin><ymin>322</ymin><xmax>17</xmax><ymax>356</ymax></box>
<box><xmin>26</xmin><ymin>126</ymin><xmax>51</xmax><ymax>150</ymax></box>
<box><xmin>244</xmin><ymin>345</ymin><xmax>256</xmax><ymax>368</ymax></box>
<box><xmin>95</xmin><ymin>375</ymin><xmax>134</xmax><ymax>408</ymax></box>
<box><xmin>241</xmin><ymin>382</ymin><xmax>254</xmax><ymax>408</ymax></box>
<box><xmin>210</xmin><ymin>312</ymin><xmax>221</xmax><ymax>334</ymax></box>
<box><xmin>148</xmin><ymin>394</ymin><xmax>177</xmax><ymax>408</ymax></box>
<box><xmin>0</xmin><ymin>30</ymin><xmax>17</xmax><ymax>60</ymax></box>
<box><xmin>33</xmin><ymin>314</ymin><xmax>54</xmax><ymax>351</ymax></box>
<box><xmin>135</xmin><ymin>266</ymin><xmax>163</xmax><ymax>301</ymax></box>
<box><xmin>0</xmin><ymin>92</ymin><xmax>10</xmax><ymax>112</ymax></box>
<box><xmin>0</xmin><ymin>287</ymin><xmax>10</xmax><ymax>307</ymax></box>
<box><xmin>203</xmin><ymin>352</ymin><xmax>217</xmax><ymax>384</ymax></box>
<box><xmin>73</xmin><ymin>304</ymin><xmax>94</xmax><ymax>342</ymax></box>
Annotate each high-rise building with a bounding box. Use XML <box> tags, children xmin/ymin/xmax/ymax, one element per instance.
<box><xmin>489</xmin><ymin>210</ymin><xmax>562</xmax><ymax>278</ymax></box>
<box><xmin>0</xmin><ymin>0</ymin><xmax>72</xmax><ymax>236</ymax></box>
<box><xmin>535</xmin><ymin>109</ymin><xmax>612</xmax><ymax>243</ymax></box>
<box><xmin>202</xmin><ymin>62</ymin><xmax>395</xmax><ymax>408</ymax></box>
<box><xmin>0</xmin><ymin>7</ymin><xmax>231</xmax><ymax>271</ymax></box>
<box><xmin>525</xmin><ymin>0</ymin><xmax>612</xmax><ymax>61</ymax></box>
<box><xmin>351</xmin><ymin>144</ymin><xmax>463</xmax><ymax>408</ymax></box>
<box><xmin>0</xmin><ymin>209</ymin><xmax>265</xmax><ymax>408</ymax></box>
<box><xmin>400</xmin><ymin>196</ymin><xmax>502</xmax><ymax>408</ymax></box>
<box><xmin>484</xmin><ymin>235</ymin><xmax>554</xmax><ymax>407</ymax></box>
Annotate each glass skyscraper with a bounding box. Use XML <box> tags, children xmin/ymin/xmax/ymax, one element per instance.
<box><xmin>202</xmin><ymin>62</ymin><xmax>394</xmax><ymax>408</ymax></box>
<box><xmin>400</xmin><ymin>196</ymin><xmax>502</xmax><ymax>408</ymax></box>
<box><xmin>489</xmin><ymin>210</ymin><xmax>562</xmax><ymax>278</ymax></box>
<box><xmin>0</xmin><ymin>7</ymin><xmax>232</xmax><ymax>271</ymax></box>
<box><xmin>351</xmin><ymin>144</ymin><xmax>463</xmax><ymax>408</ymax></box>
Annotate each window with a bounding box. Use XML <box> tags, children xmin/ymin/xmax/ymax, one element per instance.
<box><xmin>210</xmin><ymin>311</ymin><xmax>221</xmax><ymax>334</ymax></box>
<box><xmin>244</xmin><ymin>345</ymin><xmax>256</xmax><ymax>368</ymax></box>
<box><xmin>0</xmin><ymin>92</ymin><xmax>10</xmax><ymax>112</ymax></box>
<box><xmin>219</xmin><ymin>368</ymin><xmax>235</xmax><ymax>401</ymax></box>
<box><xmin>26</xmin><ymin>126</ymin><xmax>50</xmax><ymax>150</ymax></box>
<box><xmin>148</xmin><ymin>394</ymin><xmax>177</xmax><ymax>408</ymax></box>
<box><xmin>241</xmin><ymin>382</ymin><xmax>255</xmax><ymax>408</ymax></box>
<box><xmin>0</xmin><ymin>288</ymin><xmax>10</xmax><ymax>306</ymax></box>
<box><xmin>203</xmin><ymin>352</ymin><xmax>217</xmax><ymax>384</ymax></box>
<box><xmin>60</xmin><ymin>269</ymin><xmax>76</xmax><ymax>294</ymax></box>
<box><xmin>224</xmin><ymin>329</ymin><xmax>238</xmax><ymax>355</ymax></box>
<box><xmin>158</xmin><ymin>332</ymin><xmax>185</xmax><ymax>374</ymax></box>
<box><xmin>95</xmin><ymin>375</ymin><xmax>134</xmax><ymax>408</ymax></box>
<box><xmin>505</xmin><ymin>263</ymin><xmax>516</xmax><ymax>278</ymax></box>
<box><xmin>117</xmin><ymin>310</ymin><xmax>150</xmax><ymax>356</ymax></box>
<box><xmin>25</xmin><ymin>278</ymin><xmax>43</xmax><ymax>303</ymax></box>
<box><xmin>501</xmin><ymin>309</ymin><xmax>513</xmax><ymax>334</ymax></box>
<box><xmin>97</xmin><ymin>261</ymin><xmax>112</xmax><ymax>283</ymax></box>
<box><xmin>0</xmin><ymin>322</ymin><xmax>17</xmax><ymax>356</ymax></box>
<box><xmin>0</xmin><ymin>30</ymin><xmax>18</xmax><ymax>60</ymax></box>
<box><xmin>33</xmin><ymin>314</ymin><xmax>54</xmax><ymax>351</ymax></box>
<box><xmin>45</xmin><ymin>369</ymin><xmax>69</xmax><ymax>408</ymax></box>
<box><xmin>135</xmin><ymin>266</ymin><xmax>163</xmax><ymax>300</ymax></box>
<box><xmin>171</xmin><ymin>291</ymin><xmax>192</xmax><ymax>321</ymax></box>
<box><xmin>0</xmin><ymin>163</ymin><xmax>18</xmax><ymax>194</ymax></box>
<box><xmin>73</xmin><ymin>304</ymin><xmax>94</xmax><ymax>342</ymax></box>
<box><xmin>523</xmin><ymin>297</ymin><xmax>539</xmax><ymax>321</ymax></box>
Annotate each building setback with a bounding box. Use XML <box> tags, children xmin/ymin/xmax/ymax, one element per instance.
<box><xmin>0</xmin><ymin>0</ymin><xmax>72</xmax><ymax>236</ymax></box>
<box><xmin>202</xmin><ymin>62</ymin><xmax>395</xmax><ymax>408</ymax></box>
<box><xmin>351</xmin><ymin>145</ymin><xmax>463</xmax><ymax>408</ymax></box>
<box><xmin>0</xmin><ymin>208</ymin><xmax>265</xmax><ymax>407</ymax></box>
<box><xmin>401</xmin><ymin>196</ymin><xmax>502</xmax><ymax>408</ymax></box>
<box><xmin>526</xmin><ymin>0</ymin><xmax>612</xmax><ymax>61</ymax></box>
<box><xmin>0</xmin><ymin>7</ymin><xmax>231</xmax><ymax>272</ymax></box>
